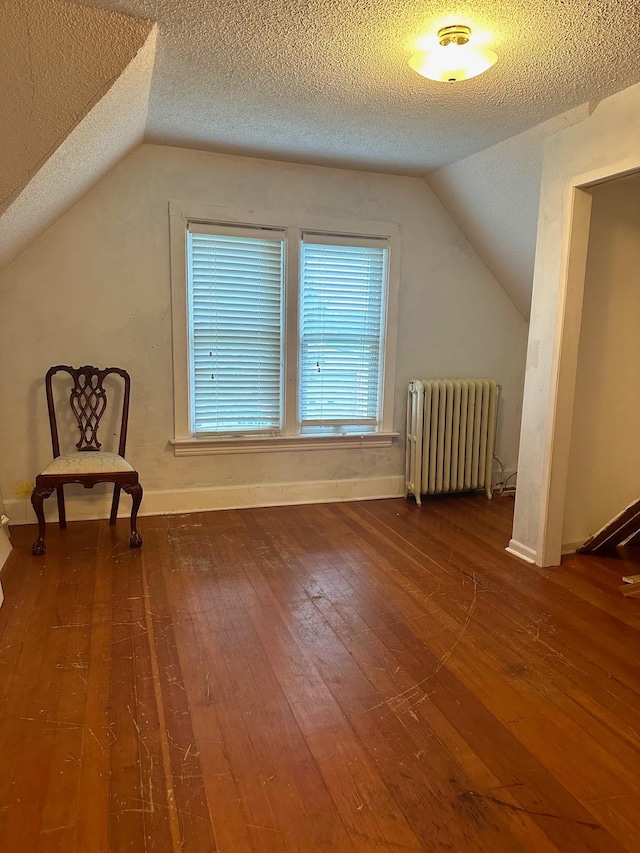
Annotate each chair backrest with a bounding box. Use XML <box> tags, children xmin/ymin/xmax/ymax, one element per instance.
<box><xmin>45</xmin><ymin>365</ymin><xmax>131</xmax><ymax>457</ymax></box>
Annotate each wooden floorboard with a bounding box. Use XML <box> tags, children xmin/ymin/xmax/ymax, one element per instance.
<box><xmin>1</xmin><ymin>495</ymin><xmax>639</xmax><ymax>851</ymax></box>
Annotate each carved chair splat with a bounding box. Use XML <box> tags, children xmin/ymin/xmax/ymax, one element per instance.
<box><xmin>30</xmin><ymin>365</ymin><xmax>143</xmax><ymax>555</ymax></box>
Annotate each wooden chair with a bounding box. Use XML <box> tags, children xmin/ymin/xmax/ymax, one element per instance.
<box><xmin>30</xmin><ymin>365</ymin><xmax>143</xmax><ymax>555</ymax></box>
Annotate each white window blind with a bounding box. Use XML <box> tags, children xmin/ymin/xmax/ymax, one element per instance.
<box><xmin>187</xmin><ymin>223</ymin><xmax>284</xmax><ymax>434</ymax></box>
<box><xmin>299</xmin><ymin>234</ymin><xmax>388</xmax><ymax>431</ymax></box>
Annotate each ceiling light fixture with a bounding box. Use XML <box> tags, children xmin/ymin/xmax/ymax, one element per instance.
<box><xmin>409</xmin><ymin>25</ymin><xmax>497</xmax><ymax>83</ymax></box>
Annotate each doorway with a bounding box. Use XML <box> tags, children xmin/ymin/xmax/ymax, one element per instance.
<box><xmin>562</xmin><ymin>173</ymin><xmax>640</xmax><ymax>551</ymax></box>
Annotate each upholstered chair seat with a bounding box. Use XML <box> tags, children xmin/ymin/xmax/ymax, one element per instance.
<box><xmin>40</xmin><ymin>452</ymin><xmax>134</xmax><ymax>476</ymax></box>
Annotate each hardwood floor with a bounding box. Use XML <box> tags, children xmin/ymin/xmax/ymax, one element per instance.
<box><xmin>0</xmin><ymin>494</ymin><xmax>639</xmax><ymax>851</ymax></box>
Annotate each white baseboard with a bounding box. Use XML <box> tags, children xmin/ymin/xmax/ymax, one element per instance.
<box><xmin>506</xmin><ymin>538</ymin><xmax>536</xmax><ymax>564</ymax></box>
<box><xmin>561</xmin><ymin>541</ymin><xmax>584</xmax><ymax>555</ymax></box>
<box><xmin>0</xmin><ymin>525</ymin><xmax>12</xmax><ymax>608</ymax></box>
<box><xmin>4</xmin><ymin>475</ymin><xmax>406</xmax><ymax>526</ymax></box>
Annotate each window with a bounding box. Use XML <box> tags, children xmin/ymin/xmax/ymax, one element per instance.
<box><xmin>299</xmin><ymin>235</ymin><xmax>387</xmax><ymax>434</ymax></box>
<box><xmin>169</xmin><ymin>203</ymin><xmax>399</xmax><ymax>454</ymax></box>
<box><xmin>188</xmin><ymin>224</ymin><xmax>285</xmax><ymax>434</ymax></box>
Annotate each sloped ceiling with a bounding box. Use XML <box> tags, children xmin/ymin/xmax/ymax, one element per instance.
<box><xmin>4</xmin><ymin>1</ymin><xmax>640</xmax><ymax>310</ymax></box>
<box><xmin>0</xmin><ymin>25</ymin><xmax>157</xmax><ymax>272</ymax></box>
<box><xmin>0</xmin><ymin>0</ymin><xmax>154</xmax><ymax>215</ymax></box>
<box><xmin>427</xmin><ymin>104</ymin><xmax>594</xmax><ymax>319</ymax></box>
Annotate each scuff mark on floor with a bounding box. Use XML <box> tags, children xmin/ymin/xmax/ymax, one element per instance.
<box><xmin>456</xmin><ymin>790</ymin><xmax>601</xmax><ymax>830</ymax></box>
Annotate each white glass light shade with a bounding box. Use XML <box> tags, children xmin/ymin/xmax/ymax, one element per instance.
<box><xmin>409</xmin><ymin>40</ymin><xmax>497</xmax><ymax>83</ymax></box>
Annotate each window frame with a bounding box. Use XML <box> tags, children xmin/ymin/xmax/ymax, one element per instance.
<box><xmin>169</xmin><ymin>200</ymin><xmax>400</xmax><ymax>456</ymax></box>
<box><xmin>187</xmin><ymin>221</ymin><xmax>287</xmax><ymax>436</ymax></box>
<box><xmin>298</xmin><ymin>232</ymin><xmax>390</xmax><ymax>435</ymax></box>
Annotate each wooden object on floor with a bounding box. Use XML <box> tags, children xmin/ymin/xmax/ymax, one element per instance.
<box><xmin>30</xmin><ymin>365</ymin><xmax>143</xmax><ymax>556</ymax></box>
<box><xmin>578</xmin><ymin>497</ymin><xmax>640</xmax><ymax>553</ymax></box>
<box><xmin>1</xmin><ymin>495</ymin><xmax>640</xmax><ymax>850</ymax></box>
<box><xmin>625</xmin><ymin>528</ymin><xmax>640</xmax><ymax>546</ymax></box>
<box><xmin>619</xmin><ymin>581</ymin><xmax>640</xmax><ymax>597</ymax></box>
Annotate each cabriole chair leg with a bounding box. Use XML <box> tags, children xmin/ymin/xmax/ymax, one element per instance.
<box><xmin>31</xmin><ymin>485</ymin><xmax>55</xmax><ymax>555</ymax></box>
<box><xmin>123</xmin><ymin>482</ymin><xmax>143</xmax><ymax>548</ymax></box>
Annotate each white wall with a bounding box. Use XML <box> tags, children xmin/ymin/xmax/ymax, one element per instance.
<box><xmin>562</xmin><ymin>174</ymin><xmax>640</xmax><ymax>548</ymax></box>
<box><xmin>0</xmin><ymin>144</ymin><xmax>527</xmax><ymax>523</ymax></box>
<box><xmin>510</xmin><ymin>80</ymin><xmax>640</xmax><ymax>566</ymax></box>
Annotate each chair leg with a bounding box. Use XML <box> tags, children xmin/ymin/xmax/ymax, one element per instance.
<box><xmin>110</xmin><ymin>484</ymin><xmax>121</xmax><ymax>525</ymax></box>
<box><xmin>56</xmin><ymin>485</ymin><xmax>66</xmax><ymax>529</ymax></box>
<box><xmin>123</xmin><ymin>482</ymin><xmax>143</xmax><ymax>548</ymax></box>
<box><xmin>31</xmin><ymin>485</ymin><xmax>55</xmax><ymax>555</ymax></box>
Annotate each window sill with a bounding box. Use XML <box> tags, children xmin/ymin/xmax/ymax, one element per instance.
<box><xmin>170</xmin><ymin>432</ymin><xmax>399</xmax><ymax>457</ymax></box>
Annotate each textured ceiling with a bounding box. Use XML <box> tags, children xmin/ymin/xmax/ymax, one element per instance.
<box><xmin>70</xmin><ymin>0</ymin><xmax>640</xmax><ymax>174</ymax></box>
<box><xmin>0</xmin><ymin>27</ymin><xmax>157</xmax><ymax>273</ymax></box>
<box><xmin>0</xmin><ymin>0</ymin><xmax>153</xmax><ymax>212</ymax></box>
